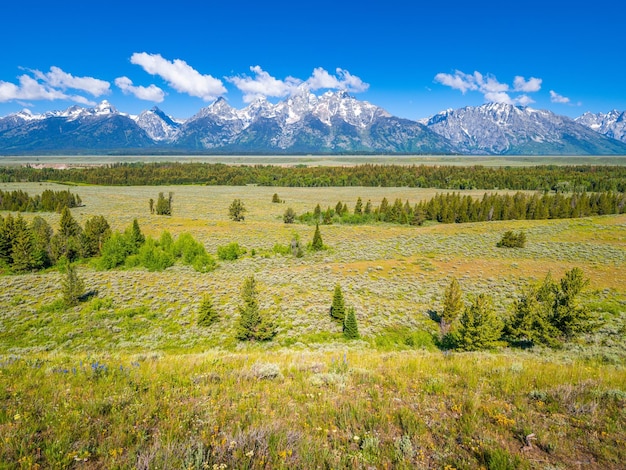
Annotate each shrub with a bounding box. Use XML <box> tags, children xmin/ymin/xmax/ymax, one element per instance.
<box><xmin>457</xmin><ymin>293</ymin><xmax>503</xmax><ymax>351</ymax></box>
<box><xmin>217</xmin><ymin>242</ymin><xmax>246</xmax><ymax>261</ymax></box>
<box><xmin>229</xmin><ymin>199</ymin><xmax>246</xmax><ymax>221</ymax></box>
<box><xmin>197</xmin><ymin>294</ymin><xmax>219</xmax><ymax>327</ymax></box>
<box><xmin>496</xmin><ymin>230</ymin><xmax>526</xmax><ymax>248</ymax></box>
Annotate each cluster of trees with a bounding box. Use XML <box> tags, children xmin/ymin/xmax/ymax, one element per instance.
<box><xmin>3</xmin><ymin>163</ymin><xmax>625</xmax><ymax>192</ymax></box>
<box><xmin>330</xmin><ymin>284</ymin><xmax>360</xmax><ymax>339</ymax></box>
<box><xmin>298</xmin><ymin>190</ymin><xmax>626</xmax><ymax>227</ymax></box>
<box><xmin>149</xmin><ymin>192</ymin><xmax>173</xmax><ymax>215</ymax></box>
<box><xmin>98</xmin><ymin>222</ymin><xmax>216</xmax><ymax>273</ymax></box>
<box><xmin>439</xmin><ymin>268</ymin><xmax>595</xmax><ymax>350</ymax></box>
<box><xmin>0</xmin><ymin>188</ymin><xmax>81</xmax><ymax>212</ymax></box>
<box><xmin>497</xmin><ymin>231</ymin><xmax>527</xmax><ymax>248</ymax></box>
<box><xmin>0</xmin><ymin>208</ymin><xmax>110</xmax><ymax>273</ymax></box>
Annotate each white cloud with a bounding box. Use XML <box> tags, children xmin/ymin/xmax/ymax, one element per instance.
<box><xmin>550</xmin><ymin>90</ymin><xmax>570</xmax><ymax>104</ymax></box>
<box><xmin>0</xmin><ymin>74</ymin><xmax>69</xmax><ymax>102</ymax></box>
<box><xmin>516</xmin><ymin>94</ymin><xmax>535</xmax><ymax>106</ymax></box>
<box><xmin>115</xmin><ymin>76</ymin><xmax>165</xmax><ymax>102</ymax></box>
<box><xmin>228</xmin><ymin>66</ymin><xmax>369</xmax><ymax>102</ymax></box>
<box><xmin>435</xmin><ymin>69</ymin><xmax>544</xmax><ymax>106</ymax></box>
<box><xmin>306</xmin><ymin>67</ymin><xmax>369</xmax><ymax>93</ymax></box>
<box><xmin>484</xmin><ymin>92</ymin><xmax>513</xmax><ymax>104</ymax></box>
<box><xmin>513</xmin><ymin>76</ymin><xmax>542</xmax><ymax>93</ymax></box>
<box><xmin>32</xmin><ymin>66</ymin><xmax>110</xmax><ymax>96</ymax></box>
<box><xmin>228</xmin><ymin>66</ymin><xmax>301</xmax><ymax>102</ymax></box>
<box><xmin>130</xmin><ymin>52</ymin><xmax>226</xmax><ymax>101</ymax></box>
<box><xmin>434</xmin><ymin>71</ymin><xmax>480</xmax><ymax>94</ymax></box>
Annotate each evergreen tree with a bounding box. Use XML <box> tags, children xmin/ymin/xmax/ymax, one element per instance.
<box><xmin>127</xmin><ymin>219</ymin><xmax>145</xmax><ymax>250</ymax></box>
<box><xmin>504</xmin><ymin>283</ymin><xmax>560</xmax><ymax>347</ymax></box>
<box><xmin>283</xmin><ymin>207</ymin><xmax>296</xmax><ymax>224</ymax></box>
<box><xmin>59</xmin><ymin>206</ymin><xmax>81</xmax><ymax>238</ymax></box>
<box><xmin>229</xmin><ymin>199</ymin><xmax>246</xmax><ymax>221</ymax></box>
<box><xmin>552</xmin><ymin>267</ymin><xmax>593</xmax><ymax>339</ymax></box>
<box><xmin>10</xmin><ymin>215</ymin><xmax>35</xmax><ymax>273</ymax></box>
<box><xmin>197</xmin><ymin>294</ymin><xmax>219</xmax><ymax>326</ymax></box>
<box><xmin>236</xmin><ymin>275</ymin><xmax>276</xmax><ymax>341</ymax></box>
<box><xmin>457</xmin><ymin>294</ymin><xmax>503</xmax><ymax>351</ymax></box>
<box><xmin>30</xmin><ymin>216</ymin><xmax>53</xmax><ymax>269</ymax></box>
<box><xmin>83</xmin><ymin>215</ymin><xmax>111</xmax><ymax>257</ymax></box>
<box><xmin>61</xmin><ymin>261</ymin><xmax>85</xmax><ymax>307</ymax></box>
<box><xmin>330</xmin><ymin>284</ymin><xmax>346</xmax><ymax>323</ymax></box>
<box><xmin>149</xmin><ymin>198</ymin><xmax>154</xmax><ymax>214</ymax></box>
<box><xmin>441</xmin><ymin>277</ymin><xmax>463</xmax><ymax>335</ymax></box>
<box><xmin>364</xmin><ymin>200</ymin><xmax>372</xmax><ymax>215</ymax></box>
<box><xmin>272</xmin><ymin>193</ymin><xmax>281</xmax><ymax>203</ymax></box>
<box><xmin>343</xmin><ymin>307</ymin><xmax>359</xmax><ymax>339</ymax></box>
<box><xmin>311</xmin><ymin>223</ymin><xmax>324</xmax><ymax>251</ymax></box>
<box><xmin>354</xmin><ymin>197</ymin><xmax>363</xmax><ymax>215</ymax></box>
<box><xmin>156</xmin><ymin>192</ymin><xmax>171</xmax><ymax>215</ymax></box>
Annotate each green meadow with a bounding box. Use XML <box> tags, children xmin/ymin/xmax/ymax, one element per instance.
<box><xmin>0</xmin><ymin>180</ymin><xmax>625</xmax><ymax>469</ymax></box>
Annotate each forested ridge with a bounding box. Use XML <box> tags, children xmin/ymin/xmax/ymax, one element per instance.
<box><xmin>1</xmin><ymin>162</ymin><xmax>625</xmax><ymax>191</ymax></box>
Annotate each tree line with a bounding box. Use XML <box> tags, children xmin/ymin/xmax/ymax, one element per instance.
<box><xmin>297</xmin><ymin>191</ymin><xmax>626</xmax><ymax>226</ymax></box>
<box><xmin>0</xmin><ymin>188</ymin><xmax>81</xmax><ymax>212</ymax></box>
<box><xmin>1</xmin><ymin>162</ymin><xmax>625</xmax><ymax>191</ymax></box>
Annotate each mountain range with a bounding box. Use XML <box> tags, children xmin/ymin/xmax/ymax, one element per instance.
<box><xmin>1</xmin><ymin>90</ymin><xmax>625</xmax><ymax>155</ymax></box>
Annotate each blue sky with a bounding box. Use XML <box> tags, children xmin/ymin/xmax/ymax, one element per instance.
<box><xmin>1</xmin><ymin>0</ymin><xmax>623</xmax><ymax>121</ymax></box>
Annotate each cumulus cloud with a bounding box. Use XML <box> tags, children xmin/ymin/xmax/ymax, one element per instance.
<box><xmin>228</xmin><ymin>66</ymin><xmax>369</xmax><ymax>102</ymax></box>
<box><xmin>513</xmin><ymin>76</ymin><xmax>542</xmax><ymax>93</ymax></box>
<box><xmin>435</xmin><ymin>69</ymin><xmax>543</xmax><ymax>106</ymax></box>
<box><xmin>130</xmin><ymin>52</ymin><xmax>226</xmax><ymax>101</ymax></box>
<box><xmin>32</xmin><ymin>66</ymin><xmax>110</xmax><ymax>96</ymax></box>
<box><xmin>306</xmin><ymin>67</ymin><xmax>369</xmax><ymax>93</ymax></box>
<box><xmin>550</xmin><ymin>90</ymin><xmax>570</xmax><ymax>104</ymax></box>
<box><xmin>228</xmin><ymin>66</ymin><xmax>301</xmax><ymax>102</ymax></box>
<box><xmin>0</xmin><ymin>74</ymin><xmax>94</xmax><ymax>104</ymax></box>
<box><xmin>115</xmin><ymin>76</ymin><xmax>165</xmax><ymax>102</ymax></box>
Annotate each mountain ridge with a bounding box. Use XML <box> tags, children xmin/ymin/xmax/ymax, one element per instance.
<box><xmin>1</xmin><ymin>93</ymin><xmax>625</xmax><ymax>155</ymax></box>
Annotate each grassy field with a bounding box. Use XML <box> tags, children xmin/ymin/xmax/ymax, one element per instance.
<box><xmin>1</xmin><ymin>182</ymin><xmax>625</xmax><ymax>469</ymax></box>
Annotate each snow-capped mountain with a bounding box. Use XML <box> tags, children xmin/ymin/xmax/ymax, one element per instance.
<box><xmin>421</xmin><ymin>103</ymin><xmax>626</xmax><ymax>155</ymax></box>
<box><xmin>575</xmin><ymin>110</ymin><xmax>626</xmax><ymax>143</ymax></box>
<box><xmin>2</xmin><ymin>96</ymin><xmax>626</xmax><ymax>155</ymax></box>
<box><xmin>133</xmin><ymin>107</ymin><xmax>181</xmax><ymax>141</ymax></box>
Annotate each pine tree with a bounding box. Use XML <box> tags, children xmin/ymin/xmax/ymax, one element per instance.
<box><xmin>236</xmin><ymin>275</ymin><xmax>276</xmax><ymax>341</ymax></box>
<box><xmin>10</xmin><ymin>215</ymin><xmax>35</xmax><ymax>273</ymax></box>
<box><xmin>83</xmin><ymin>215</ymin><xmax>111</xmax><ymax>257</ymax></box>
<box><xmin>504</xmin><ymin>283</ymin><xmax>560</xmax><ymax>347</ymax></box>
<box><xmin>330</xmin><ymin>284</ymin><xmax>346</xmax><ymax>323</ymax></box>
<box><xmin>62</xmin><ymin>261</ymin><xmax>85</xmax><ymax>307</ymax></box>
<box><xmin>127</xmin><ymin>219</ymin><xmax>145</xmax><ymax>250</ymax></box>
<box><xmin>283</xmin><ymin>207</ymin><xmax>296</xmax><ymax>224</ymax></box>
<box><xmin>229</xmin><ymin>199</ymin><xmax>246</xmax><ymax>221</ymax></box>
<box><xmin>30</xmin><ymin>216</ymin><xmax>52</xmax><ymax>269</ymax></box>
<box><xmin>441</xmin><ymin>277</ymin><xmax>463</xmax><ymax>335</ymax></box>
<box><xmin>59</xmin><ymin>206</ymin><xmax>81</xmax><ymax>238</ymax></box>
<box><xmin>552</xmin><ymin>267</ymin><xmax>593</xmax><ymax>339</ymax></box>
<box><xmin>457</xmin><ymin>294</ymin><xmax>503</xmax><ymax>351</ymax></box>
<box><xmin>197</xmin><ymin>294</ymin><xmax>219</xmax><ymax>327</ymax></box>
<box><xmin>311</xmin><ymin>223</ymin><xmax>324</xmax><ymax>251</ymax></box>
<box><xmin>343</xmin><ymin>307</ymin><xmax>359</xmax><ymax>339</ymax></box>
<box><xmin>354</xmin><ymin>197</ymin><xmax>363</xmax><ymax>215</ymax></box>
<box><xmin>156</xmin><ymin>192</ymin><xmax>171</xmax><ymax>215</ymax></box>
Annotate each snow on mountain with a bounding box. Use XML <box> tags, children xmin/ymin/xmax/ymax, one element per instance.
<box><xmin>134</xmin><ymin>107</ymin><xmax>180</xmax><ymax>141</ymax></box>
<box><xmin>575</xmin><ymin>110</ymin><xmax>626</xmax><ymax>143</ymax></box>
<box><xmin>422</xmin><ymin>102</ymin><xmax>626</xmax><ymax>155</ymax></box>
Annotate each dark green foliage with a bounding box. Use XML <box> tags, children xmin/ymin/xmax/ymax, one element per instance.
<box><xmin>29</xmin><ymin>216</ymin><xmax>53</xmax><ymax>269</ymax></box>
<box><xmin>228</xmin><ymin>199</ymin><xmax>246</xmax><ymax>221</ymax></box>
<box><xmin>10</xmin><ymin>215</ymin><xmax>35</xmax><ymax>273</ymax></box>
<box><xmin>155</xmin><ymin>192</ymin><xmax>172</xmax><ymax>215</ymax></box>
<box><xmin>271</xmin><ymin>193</ymin><xmax>282</xmax><ymax>203</ymax></box>
<box><xmin>61</xmin><ymin>261</ymin><xmax>85</xmax><ymax>307</ymax></box>
<box><xmin>441</xmin><ymin>277</ymin><xmax>463</xmax><ymax>335</ymax></box>
<box><xmin>97</xmin><ymin>232</ymin><xmax>137</xmax><ymax>269</ymax></box>
<box><xmin>283</xmin><ymin>207</ymin><xmax>296</xmax><ymax>224</ymax></box>
<box><xmin>236</xmin><ymin>275</ymin><xmax>276</xmax><ymax>341</ymax></box>
<box><xmin>457</xmin><ymin>294</ymin><xmax>503</xmax><ymax>351</ymax></box>
<box><xmin>197</xmin><ymin>294</ymin><xmax>219</xmax><ymax>327</ymax></box>
<box><xmin>2</xmin><ymin>163</ymin><xmax>626</xmax><ymax>193</ymax></box>
<box><xmin>83</xmin><ymin>215</ymin><xmax>111</xmax><ymax>257</ymax></box>
<box><xmin>505</xmin><ymin>269</ymin><xmax>596</xmax><ymax>346</ymax></box>
<box><xmin>135</xmin><ymin>238</ymin><xmax>175</xmax><ymax>271</ymax></box>
<box><xmin>127</xmin><ymin>219</ymin><xmax>145</xmax><ymax>249</ymax></box>
<box><xmin>311</xmin><ymin>224</ymin><xmax>324</xmax><ymax>251</ymax></box>
<box><xmin>0</xmin><ymin>188</ymin><xmax>80</xmax><ymax>212</ymax></box>
<box><xmin>53</xmin><ymin>207</ymin><xmax>83</xmax><ymax>262</ymax></box>
<box><xmin>330</xmin><ymin>284</ymin><xmax>346</xmax><ymax>323</ymax></box>
<box><xmin>343</xmin><ymin>307</ymin><xmax>359</xmax><ymax>339</ymax></box>
<box><xmin>217</xmin><ymin>242</ymin><xmax>246</xmax><ymax>261</ymax></box>
<box><xmin>497</xmin><ymin>231</ymin><xmax>527</xmax><ymax>248</ymax></box>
